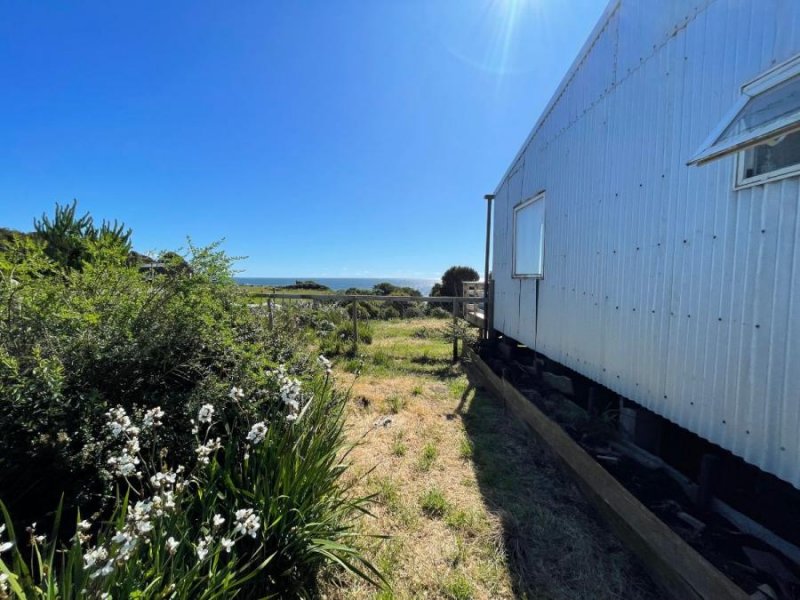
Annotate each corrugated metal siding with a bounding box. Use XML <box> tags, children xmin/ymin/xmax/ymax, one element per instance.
<box><xmin>492</xmin><ymin>0</ymin><xmax>800</xmax><ymax>487</ymax></box>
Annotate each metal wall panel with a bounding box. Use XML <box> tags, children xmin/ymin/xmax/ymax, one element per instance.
<box><xmin>492</xmin><ymin>0</ymin><xmax>800</xmax><ymax>487</ymax></box>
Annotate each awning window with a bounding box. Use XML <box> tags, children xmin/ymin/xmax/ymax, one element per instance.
<box><xmin>688</xmin><ymin>54</ymin><xmax>800</xmax><ymax>166</ymax></box>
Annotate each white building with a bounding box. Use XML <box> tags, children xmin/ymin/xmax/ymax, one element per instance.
<box><xmin>491</xmin><ymin>0</ymin><xmax>800</xmax><ymax>488</ymax></box>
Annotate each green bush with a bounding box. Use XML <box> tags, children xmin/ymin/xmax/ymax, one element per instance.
<box><xmin>0</xmin><ymin>206</ymin><xmax>380</xmax><ymax>596</ymax></box>
<box><xmin>0</xmin><ymin>235</ymin><xmax>267</xmax><ymax>522</ymax></box>
<box><xmin>404</xmin><ymin>305</ymin><xmax>425</xmax><ymax>319</ymax></box>
<box><xmin>378</xmin><ymin>306</ymin><xmax>400</xmax><ymax>320</ymax></box>
<box><xmin>0</xmin><ymin>373</ymin><xmax>381</xmax><ymax>598</ymax></box>
<box><xmin>319</xmin><ymin>321</ymin><xmax>374</xmax><ymax>356</ymax></box>
<box><xmin>428</xmin><ymin>306</ymin><xmax>451</xmax><ymax>319</ymax></box>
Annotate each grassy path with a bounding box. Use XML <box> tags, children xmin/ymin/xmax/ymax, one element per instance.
<box><xmin>325</xmin><ymin>318</ymin><xmax>661</xmax><ymax>600</ymax></box>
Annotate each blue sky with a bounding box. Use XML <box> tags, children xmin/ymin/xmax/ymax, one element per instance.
<box><xmin>0</xmin><ymin>0</ymin><xmax>606</xmax><ymax>278</ymax></box>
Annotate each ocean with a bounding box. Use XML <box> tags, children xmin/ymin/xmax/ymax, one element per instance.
<box><xmin>236</xmin><ymin>277</ymin><xmax>439</xmax><ymax>296</ymax></box>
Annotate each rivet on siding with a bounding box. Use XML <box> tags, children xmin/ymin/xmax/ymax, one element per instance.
<box><xmin>615</xmin><ymin>306</ymin><xmax>619</xmax><ymax>310</ymax></box>
<box><xmin>718</xmin><ymin>317</ymin><xmax>722</xmax><ymax>322</ymax></box>
<box><xmin>782</xmin><ymin>447</ymin><xmax>786</xmax><ymax>451</ymax></box>
<box><xmin>664</xmin><ymin>395</ymin><xmax>668</xmax><ymax>399</ymax></box>
<box><xmin>690</xmin><ymin>401</ymin><xmax>694</xmax><ymax>406</ymax></box>
<box><xmin>761</xmin><ymin>229</ymin><xmax>766</xmax><ymax>234</ymax></box>
<box><xmin>722</xmin><ymin>419</ymin><xmax>726</xmax><ymax>424</ymax></box>
<box><xmin>683</xmin><ymin>239</ymin><xmax>688</xmax><ymax>244</ymax></box>
<box><xmin>713</xmin><ymin>235</ymin><xmax>717</xmax><ymax>239</ymax></box>
<box><xmin>746</xmin><ymin>430</ymin><xmax>750</xmax><ymax>434</ymax></box>
<box><xmin>687</xmin><ymin>314</ymin><xmax>691</xmax><ymax>318</ymax></box>
<box><xmin>755</xmin><ymin>324</ymin><xmax>760</xmax><ymax>329</ymax></box>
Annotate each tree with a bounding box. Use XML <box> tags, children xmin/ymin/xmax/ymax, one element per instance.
<box><xmin>432</xmin><ymin>266</ymin><xmax>480</xmax><ymax>297</ymax></box>
<box><xmin>33</xmin><ymin>200</ymin><xmax>132</xmax><ymax>269</ymax></box>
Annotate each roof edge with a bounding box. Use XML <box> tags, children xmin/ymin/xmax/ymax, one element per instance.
<box><xmin>492</xmin><ymin>0</ymin><xmax>621</xmax><ymax>195</ymax></box>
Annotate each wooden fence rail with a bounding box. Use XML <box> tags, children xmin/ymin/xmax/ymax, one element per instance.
<box><xmin>259</xmin><ymin>293</ymin><xmax>486</xmax><ymax>360</ymax></box>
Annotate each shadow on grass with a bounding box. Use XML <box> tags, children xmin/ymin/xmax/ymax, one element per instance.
<box><xmin>456</xmin><ymin>365</ymin><xmax>661</xmax><ymax>600</ymax></box>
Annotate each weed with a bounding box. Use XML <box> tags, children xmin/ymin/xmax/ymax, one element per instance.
<box><xmin>391</xmin><ymin>434</ymin><xmax>407</xmax><ymax>457</ymax></box>
<box><xmin>450</xmin><ymin>536</ymin><xmax>468</xmax><ymax>566</ymax></box>
<box><xmin>448</xmin><ymin>377</ymin><xmax>469</xmax><ymax>399</ymax></box>
<box><xmin>443</xmin><ymin>572</ymin><xmax>474</xmax><ymax>600</ymax></box>
<box><xmin>373</xmin><ymin>477</ymin><xmax>401</xmax><ymax>513</ymax></box>
<box><xmin>458</xmin><ymin>437</ymin><xmax>474</xmax><ymax>460</ymax></box>
<box><xmin>419</xmin><ymin>487</ymin><xmax>450</xmax><ymax>518</ymax></box>
<box><xmin>417</xmin><ymin>442</ymin><xmax>439</xmax><ymax>471</ymax></box>
<box><xmin>387</xmin><ymin>393</ymin><xmax>406</xmax><ymax>414</ymax></box>
<box><xmin>445</xmin><ymin>509</ymin><xmax>484</xmax><ymax>537</ymax></box>
<box><xmin>411</xmin><ymin>384</ymin><xmax>423</xmax><ymax>396</ymax></box>
<box><xmin>343</xmin><ymin>358</ymin><xmax>363</xmax><ymax>374</ymax></box>
<box><xmin>372</xmin><ymin>349</ymin><xmax>391</xmax><ymax>367</ymax></box>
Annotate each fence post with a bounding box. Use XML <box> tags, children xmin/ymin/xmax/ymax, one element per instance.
<box><xmin>352</xmin><ymin>299</ymin><xmax>359</xmax><ymax>354</ymax></box>
<box><xmin>452</xmin><ymin>298</ymin><xmax>458</xmax><ymax>362</ymax></box>
<box><xmin>268</xmin><ymin>297</ymin><xmax>274</xmax><ymax>331</ymax></box>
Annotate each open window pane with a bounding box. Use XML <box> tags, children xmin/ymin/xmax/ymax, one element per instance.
<box><xmin>513</xmin><ymin>195</ymin><xmax>544</xmax><ymax>278</ymax></box>
<box><xmin>688</xmin><ymin>55</ymin><xmax>800</xmax><ymax>167</ymax></box>
<box><xmin>719</xmin><ymin>76</ymin><xmax>800</xmax><ymax>144</ymax></box>
<box><xmin>740</xmin><ymin>129</ymin><xmax>800</xmax><ymax>181</ymax></box>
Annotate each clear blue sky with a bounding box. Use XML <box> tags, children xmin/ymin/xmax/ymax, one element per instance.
<box><xmin>0</xmin><ymin>0</ymin><xmax>606</xmax><ymax>278</ymax></box>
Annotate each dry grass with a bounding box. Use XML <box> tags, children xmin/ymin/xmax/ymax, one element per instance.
<box><xmin>322</xmin><ymin>318</ymin><xmax>661</xmax><ymax>600</ymax></box>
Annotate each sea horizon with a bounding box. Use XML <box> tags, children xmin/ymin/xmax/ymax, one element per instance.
<box><xmin>235</xmin><ymin>276</ymin><xmax>439</xmax><ymax>295</ymax></box>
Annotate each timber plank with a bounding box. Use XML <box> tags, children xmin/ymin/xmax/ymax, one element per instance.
<box><xmin>463</xmin><ymin>347</ymin><xmax>748</xmax><ymax>600</ymax></box>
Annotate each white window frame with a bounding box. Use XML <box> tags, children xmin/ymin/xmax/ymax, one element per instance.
<box><xmin>734</xmin><ymin>136</ymin><xmax>800</xmax><ymax>189</ymax></box>
<box><xmin>512</xmin><ymin>192</ymin><xmax>545</xmax><ymax>279</ymax></box>
<box><xmin>688</xmin><ymin>53</ymin><xmax>800</xmax><ymax>171</ymax></box>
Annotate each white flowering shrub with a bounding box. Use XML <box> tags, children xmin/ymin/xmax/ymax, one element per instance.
<box><xmin>0</xmin><ymin>363</ymin><xmax>381</xmax><ymax>598</ymax></box>
<box><xmin>0</xmin><ymin>210</ymin><xmax>382</xmax><ymax>598</ymax></box>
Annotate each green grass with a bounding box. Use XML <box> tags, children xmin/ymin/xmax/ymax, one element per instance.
<box><xmin>390</xmin><ymin>434</ymin><xmax>407</xmax><ymax>457</ymax></box>
<box><xmin>419</xmin><ymin>487</ymin><xmax>450</xmax><ymax>518</ymax></box>
<box><xmin>458</xmin><ymin>436</ymin><xmax>474</xmax><ymax>460</ymax></box>
<box><xmin>442</xmin><ymin>571</ymin><xmax>474</xmax><ymax>600</ymax></box>
<box><xmin>373</xmin><ymin>476</ymin><xmax>401</xmax><ymax>513</ymax></box>
<box><xmin>386</xmin><ymin>393</ymin><xmax>406</xmax><ymax>414</ymax></box>
<box><xmin>417</xmin><ymin>441</ymin><xmax>439</xmax><ymax>471</ymax></box>
<box><xmin>411</xmin><ymin>384</ymin><xmax>423</xmax><ymax>396</ymax></box>
<box><xmin>445</xmin><ymin>508</ymin><xmax>484</xmax><ymax>537</ymax></box>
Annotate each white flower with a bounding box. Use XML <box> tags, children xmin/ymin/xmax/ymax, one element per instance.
<box><xmin>89</xmin><ymin>560</ymin><xmax>114</xmax><ymax>579</ymax></box>
<box><xmin>106</xmin><ymin>407</ymin><xmax>133</xmax><ymax>438</ymax></box>
<box><xmin>246</xmin><ymin>421</ymin><xmax>268</xmax><ymax>445</ymax></box>
<box><xmin>233</xmin><ymin>508</ymin><xmax>261</xmax><ymax>539</ymax></box>
<box><xmin>221</xmin><ymin>537</ymin><xmax>234</xmax><ymax>553</ymax></box>
<box><xmin>229</xmin><ymin>386</ymin><xmax>244</xmax><ymax>401</ymax></box>
<box><xmin>83</xmin><ymin>546</ymin><xmax>108</xmax><ymax>569</ymax></box>
<box><xmin>142</xmin><ymin>407</ymin><xmax>165</xmax><ymax>429</ymax></box>
<box><xmin>195</xmin><ymin>438</ymin><xmax>222</xmax><ymax>465</ymax></box>
<box><xmin>317</xmin><ymin>355</ymin><xmax>332</xmax><ymax>371</ymax></box>
<box><xmin>78</xmin><ymin>520</ymin><xmax>91</xmax><ymax>532</ymax></box>
<box><xmin>166</xmin><ymin>536</ymin><xmax>179</xmax><ymax>555</ymax></box>
<box><xmin>285</xmin><ymin>413</ymin><xmax>298</xmax><ymax>423</ymax></box>
<box><xmin>0</xmin><ymin>523</ymin><xmax>10</xmax><ymax>553</ymax></box>
<box><xmin>0</xmin><ymin>573</ymin><xmax>9</xmax><ymax>594</ymax></box>
<box><xmin>195</xmin><ymin>535</ymin><xmax>213</xmax><ymax>561</ymax></box>
<box><xmin>197</xmin><ymin>404</ymin><xmax>215</xmax><ymax>424</ymax></box>
<box><xmin>212</xmin><ymin>514</ymin><xmax>225</xmax><ymax>529</ymax></box>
